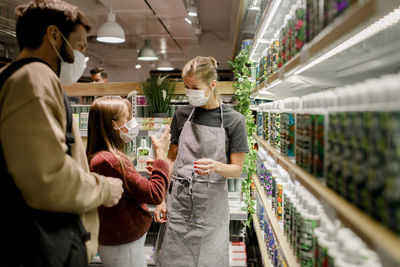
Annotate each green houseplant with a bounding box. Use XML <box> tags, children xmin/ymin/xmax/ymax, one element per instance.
<box><xmin>229</xmin><ymin>46</ymin><xmax>257</xmax><ymax>227</ymax></box>
<box><xmin>141</xmin><ymin>75</ymin><xmax>176</xmax><ymax>117</ymax></box>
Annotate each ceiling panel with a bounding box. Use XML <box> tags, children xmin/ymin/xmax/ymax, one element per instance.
<box><xmin>198</xmin><ymin>0</ymin><xmax>232</xmax><ymax>31</ymax></box>
<box><xmin>148</xmin><ymin>0</ymin><xmax>187</xmax><ymax>17</ymax></box>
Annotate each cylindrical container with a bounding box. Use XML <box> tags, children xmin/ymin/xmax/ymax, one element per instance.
<box><xmin>241</xmin><ymin>39</ymin><xmax>253</xmax><ymax>50</ymax></box>
<box><xmin>316</xmin><ymin>223</ymin><xmax>337</xmax><ymax>267</ymax></box>
<box><xmin>300</xmin><ymin>199</ymin><xmax>320</xmax><ymax>266</ymax></box>
<box><xmin>295</xmin><ymin>0</ymin><xmax>306</xmax><ymax>54</ymax></box>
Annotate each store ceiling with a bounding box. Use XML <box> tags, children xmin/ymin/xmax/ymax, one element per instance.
<box><xmin>0</xmin><ymin>0</ymin><xmax>243</xmax><ymax>81</ymax></box>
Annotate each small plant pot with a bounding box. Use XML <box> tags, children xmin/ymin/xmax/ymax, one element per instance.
<box><xmin>150</xmin><ymin>112</ymin><xmax>169</xmax><ymax>118</ymax></box>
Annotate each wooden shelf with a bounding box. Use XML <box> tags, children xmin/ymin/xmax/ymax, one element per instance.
<box><xmin>252</xmin><ymin>214</ymin><xmax>272</xmax><ymax>267</ymax></box>
<box><xmin>253</xmin><ymin>0</ymin><xmax>390</xmax><ymax>94</ymax></box>
<box><xmin>64</xmin><ymin>81</ymin><xmax>235</xmax><ymax>96</ymax></box>
<box><xmin>253</xmin><ymin>134</ymin><xmax>400</xmax><ymax>265</ymax></box>
<box><xmin>253</xmin><ymin>174</ymin><xmax>299</xmax><ymax>267</ymax></box>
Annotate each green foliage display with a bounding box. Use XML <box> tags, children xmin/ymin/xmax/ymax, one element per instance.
<box><xmin>141</xmin><ymin>75</ymin><xmax>176</xmax><ymax>114</ymax></box>
<box><xmin>229</xmin><ymin>47</ymin><xmax>257</xmax><ymax>227</ymax></box>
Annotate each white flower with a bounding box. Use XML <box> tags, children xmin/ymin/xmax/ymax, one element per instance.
<box><xmin>162</xmin><ymin>90</ymin><xmax>167</xmax><ymax>100</ymax></box>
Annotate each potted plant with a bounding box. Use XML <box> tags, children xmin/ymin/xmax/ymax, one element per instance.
<box><xmin>141</xmin><ymin>75</ymin><xmax>176</xmax><ymax>117</ymax></box>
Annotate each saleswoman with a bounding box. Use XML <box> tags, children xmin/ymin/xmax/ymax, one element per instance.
<box><xmin>154</xmin><ymin>56</ymin><xmax>249</xmax><ymax>266</ymax></box>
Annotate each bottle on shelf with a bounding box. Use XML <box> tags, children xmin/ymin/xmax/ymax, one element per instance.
<box><xmin>136</xmin><ymin>138</ymin><xmax>150</xmax><ymax>172</ymax></box>
<box><xmin>299</xmin><ymin>197</ymin><xmax>321</xmax><ymax>266</ymax></box>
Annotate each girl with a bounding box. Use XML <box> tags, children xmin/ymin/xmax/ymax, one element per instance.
<box><xmin>86</xmin><ymin>96</ymin><xmax>171</xmax><ymax>267</ymax></box>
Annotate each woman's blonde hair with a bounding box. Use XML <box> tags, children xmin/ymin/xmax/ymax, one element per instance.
<box><xmin>182</xmin><ymin>56</ymin><xmax>219</xmax><ymax>98</ymax></box>
<box><xmin>86</xmin><ymin>96</ymin><xmax>132</xmax><ymax>191</ymax></box>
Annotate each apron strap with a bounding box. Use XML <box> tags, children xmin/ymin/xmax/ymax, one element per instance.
<box><xmin>219</xmin><ymin>101</ymin><xmax>224</xmax><ymax>128</ymax></box>
<box><xmin>187</xmin><ymin>106</ymin><xmax>196</xmax><ymax>123</ymax></box>
<box><xmin>187</xmin><ymin>101</ymin><xmax>224</xmax><ymax>127</ymax></box>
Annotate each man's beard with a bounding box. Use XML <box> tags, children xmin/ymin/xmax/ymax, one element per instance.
<box><xmin>60</xmin><ymin>38</ymin><xmax>74</xmax><ymax>63</ymax></box>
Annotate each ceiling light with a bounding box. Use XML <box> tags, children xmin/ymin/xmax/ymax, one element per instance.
<box><xmin>97</xmin><ymin>13</ymin><xmax>125</xmax><ymax>43</ymax></box>
<box><xmin>137</xmin><ymin>40</ymin><xmax>158</xmax><ymax>61</ymax></box>
<box><xmin>185</xmin><ymin>17</ymin><xmax>192</xmax><ymax>25</ymax></box>
<box><xmin>157</xmin><ymin>57</ymin><xmax>174</xmax><ymax>71</ymax></box>
<box><xmin>135</xmin><ymin>64</ymin><xmax>142</xmax><ymax>69</ymax></box>
<box><xmin>188</xmin><ymin>5</ymin><xmax>198</xmax><ymax>16</ymax></box>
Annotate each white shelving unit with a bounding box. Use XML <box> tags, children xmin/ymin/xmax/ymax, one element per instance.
<box><xmin>248</xmin><ymin>0</ymin><xmax>400</xmax><ymax>266</ymax></box>
<box><xmin>253</xmin><ymin>174</ymin><xmax>299</xmax><ymax>267</ymax></box>
<box><xmin>251</xmin><ymin>0</ymin><xmax>400</xmax><ymax>99</ymax></box>
<box><xmin>252</xmin><ymin>214</ymin><xmax>272</xmax><ymax>267</ymax></box>
<box><xmin>254</xmin><ymin>134</ymin><xmax>400</xmax><ymax>266</ymax></box>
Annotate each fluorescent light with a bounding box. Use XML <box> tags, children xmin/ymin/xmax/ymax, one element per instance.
<box><xmin>248</xmin><ymin>6</ymin><xmax>260</xmax><ymax>11</ymax></box>
<box><xmin>261</xmin><ymin>80</ymin><xmax>282</xmax><ymax>91</ymax></box>
<box><xmin>185</xmin><ymin>17</ymin><xmax>192</xmax><ymax>24</ymax></box>
<box><xmin>259</xmin><ymin>0</ymin><xmax>282</xmax><ymax>38</ymax></box>
<box><xmin>294</xmin><ymin>7</ymin><xmax>400</xmax><ymax>75</ymax></box>
<box><xmin>135</xmin><ymin>64</ymin><xmax>141</xmax><ymax>69</ymax></box>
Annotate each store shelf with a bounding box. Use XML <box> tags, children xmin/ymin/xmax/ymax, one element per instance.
<box><xmin>252</xmin><ymin>174</ymin><xmax>299</xmax><ymax>267</ymax></box>
<box><xmin>64</xmin><ymin>81</ymin><xmax>236</xmax><ymax>96</ymax></box>
<box><xmin>230</xmin><ymin>209</ymin><xmax>248</xmax><ymax>221</ymax></box>
<box><xmin>252</xmin><ymin>214</ymin><xmax>272</xmax><ymax>267</ymax></box>
<box><xmin>253</xmin><ymin>134</ymin><xmax>400</xmax><ymax>266</ymax></box>
<box><xmin>252</xmin><ymin>0</ymin><xmax>400</xmax><ymax>98</ymax></box>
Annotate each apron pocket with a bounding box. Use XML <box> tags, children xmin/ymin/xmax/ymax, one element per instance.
<box><xmin>205</xmin><ymin>182</ymin><xmax>229</xmax><ymax>227</ymax></box>
<box><xmin>168</xmin><ymin>180</ymin><xmax>192</xmax><ymax>222</ymax></box>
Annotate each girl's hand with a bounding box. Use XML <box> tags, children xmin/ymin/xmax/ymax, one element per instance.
<box><xmin>145</xmin><ymin>159</ymin><xmax>154</xmax><ymax>175</ymax></box>
<box><xmin>151</xmin><ymin>125</ymin><xmax>171</xmax><ymax>161</ymax></box>
<box><xmin>154</xmin><ymin>200</ymin><xmax>167</xmax><ymax>223</ymax></box>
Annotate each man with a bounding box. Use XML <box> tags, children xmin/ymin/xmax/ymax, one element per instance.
<box><xmin>90</xmin><ymin>66</ymin><xmax>108</xmax><ymax>83</ymax></box>
<box><xmin>0</xmin><ymin>0</ymin><xmax>124</xmax><ymax>265</ymax></box>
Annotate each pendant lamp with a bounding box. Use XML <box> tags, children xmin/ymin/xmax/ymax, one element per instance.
<box><xmin>138</xmin><ymin>40</ymin><xmax>158</xmax><ymax>61</ymax></box>
<box><xmin>97</xmin><ymin>1</ymin><xmax>125</xmax><ymax>43</ymax></box>
<box><xmin>187</xmin><ymin>0</ymin><xmax>198</xmax><ymax>16</ymax></box>
<box><xmin>157</xmin><ymin>55</ymin><xmax>174</xmax><ymax>71</ymax></box>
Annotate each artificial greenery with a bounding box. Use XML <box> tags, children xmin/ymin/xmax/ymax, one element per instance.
<box><xmin>228</xmin><ymin>46</ymin><xmax>257</xmax><ymax>227</ymax></box>
<box><xmin>141</xmin><ymin>75</ymin><xmax>176</xmax><ymax>114</ymax></box>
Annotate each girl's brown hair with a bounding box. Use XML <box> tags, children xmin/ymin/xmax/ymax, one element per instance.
<box><xmin>182</xmin><ymin>56</ymin><xmax>219</xmax><ymax>98</ymax></box>
<box><xmin>86</xmin><ymin>96</ymin><xmax>132</xmax><ymax>191</ymax></box>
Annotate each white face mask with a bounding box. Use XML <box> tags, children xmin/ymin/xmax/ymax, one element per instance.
<box><xmin>51</xmin><ymin>33</ymin><xmax>87</xmax><ymax>85</ymax></box>
<box><xmin>115</xmin><ymin>118</ymin><xmax>140</xmax><ymax>143</ymax></box>
<box><xmin>185</xmin><ymin>88</ymin><xmax>210</xmax><ymax>107</ymax></box>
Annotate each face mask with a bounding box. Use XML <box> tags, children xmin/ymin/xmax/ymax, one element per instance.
<box><xmin>185</xmin><ymin>88</ymin><xmax>210</xmax><ymax>107</ymax></box>
<box><xmin>51</xmin><ymin>33</ymin><xmax>87</xmax><ymax>85</ymax></box>
<box><xmin>115</xmin><ymin>118</ymin><xmax>140</xmax><ymax>143</ymax></box>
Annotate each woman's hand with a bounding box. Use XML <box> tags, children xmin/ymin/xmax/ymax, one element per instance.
<box><xmin>151</xmin><ymin>125</ymin><xmax>171</xmax><ymax>161</ymax></box>
<box><xmin>194</xmin><ymin>158</ymin><xmax>218</xmax><ymax>176</ymax></box>
<box><xmin>145</xmin><ymin>159</ymin><xmax>154</xmax><ymax>175</ymax></box>
<box><xmin>154</xmin><ymin>200</ymin><xmax>167</xmax><ymax>223</ymax></box>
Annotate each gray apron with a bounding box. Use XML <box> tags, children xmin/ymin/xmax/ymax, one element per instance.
<box><xmin>155</xmin><ymin>104</ymin><xmax>229</xmax><ymax>267</ymax></box>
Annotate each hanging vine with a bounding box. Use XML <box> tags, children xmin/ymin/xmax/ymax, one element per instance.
<box><xmin>229</xmin><ymin>47</ymin><xmax>256</xmax><ymax>227</ymax></box>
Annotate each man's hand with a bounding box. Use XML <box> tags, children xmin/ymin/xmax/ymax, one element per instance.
<box><xmin>103</xmin><ymin>177</ymin><xmax>124</xmax><ymax>207</ymax></box>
